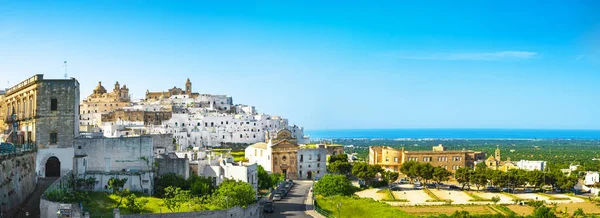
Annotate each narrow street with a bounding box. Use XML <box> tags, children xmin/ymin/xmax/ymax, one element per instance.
<box><xmin>5</xmin><ymin>177</ymin><xmax>57</xmax><ymax>218</ymax></box>
<box><xmin>264</xmin><ymin>180</ymin><xmax>313</xmax><ymax>218</ymax></box>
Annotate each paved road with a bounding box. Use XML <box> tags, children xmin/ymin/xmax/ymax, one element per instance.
<box><xmin>264</xmin><ymin>180</ymin><xmax>313</xmax><ymax>218</ymax></box>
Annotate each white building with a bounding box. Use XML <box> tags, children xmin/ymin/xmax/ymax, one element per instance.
<box><xmin>585</xmin><ymin>172</ymin><xmax>599</xmax><ymax>185</ymax></box>
<box><xmin>516</xmin><ymin>160</ymin><xmax>546</xmax><ymax>171</ymax></box>
<box><xmin>191</xmin><ymin>153</ymin><xmax>258</xmax><ymax>193</ymax></box>
<box><xmin>297</xmin><ymin>146</ymin><xmax>327</xmax><ymax>180</ymax></box>
<box><xmin>73</xmin><ymin>136</ymin><xmax>155</xmax><ymax>195</ymax></box>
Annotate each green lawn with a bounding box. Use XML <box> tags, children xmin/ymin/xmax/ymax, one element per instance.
<box><xmin>83</xmin><ymin>192</ymin><xmax>209</xmax><ymax>217</ymax></box>
<box><xmin>316</xmin><ymin>195</ymin><xmax>414</xmax><ymax>218</ymax></box>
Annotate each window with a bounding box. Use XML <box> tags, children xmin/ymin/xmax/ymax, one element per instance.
<box><xmin>385</xmin><ymin>157</ymin><xmax>389</xmax><ymax>162</ymax></box>
<box><xmin>50</xmin><ymin>133</ymin><xmax>58</xmax><ymax>144</ymax></box>
<box><xmin>317</xmin><ymin>163</ymin><xmax>320</xmax><ymax>168</ymax></box>
<box><xmin>394</xmin><ymin>157</ymin><xmax>398</xmax><ymax>162</ymax></box>
<box><xmin>50</xmin><ymin>99</ymin><xmax>58</xmax><ymax>111</ymax></box>
<box><xmin>300</xmin><ymin>170</ymin><xmax>303</xmax><ymax>176</ymax></box>
<box><xmin>300</xmin><ymin>155</ymin><xmax>303</xmax><ymax>162</ymax></box>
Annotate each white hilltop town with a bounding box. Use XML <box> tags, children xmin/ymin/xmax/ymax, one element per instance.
<box><xmin>79</xmin><ymin>78</ymin><xmax>309</xmax><ymax>149</ymax></box>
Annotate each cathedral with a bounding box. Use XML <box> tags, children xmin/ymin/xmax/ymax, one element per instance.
<box><xmin>145</xmin><ymin>78</ymin><xmax>200</xmax><ymax>101</ymax></box>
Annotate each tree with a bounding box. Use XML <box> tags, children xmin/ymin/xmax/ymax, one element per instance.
<box><xmin>108</xmin><ymin>177</ymin><xmax>129</xmax><ymax>208</ymax></box>
<box><xmin>270</xmin><ymin>173</ymin><xmax>285</xmax><ymax>186</ymax></box>
<box><xmin>257</xmin><ymin>165</ymin><xmax>273</xmax><ymax>190</ymax></box>
<box><xmin>432</xmin><ymin>166</ymin><xmax>452</xmax><ymax>188</ymax></box>
<box><xmin>125</xmin><ymin>193</ymin><xmax>149</xmax><ymax>214</ymax></box>
<box><xmin>573</xmin><ymin>208</ymin><xmax>585</xmax><ymax>217</ymax></box>
<box><xmin>527</xmin><ymin>170</ymin><xmax>545</xmax><ymax>190</ymax></box>
<box><xmin>190</xmin><ymin>176</ymin><xmax>214</xmax><ymax>196</ymax></box>
<box><xmin>400</xmin><ymin>161</ymin><xmax>418</xmax><ymax>182</ymax></box>
<box><xmin>417</xmin><ymin>163</ymin><xmax>434</xmax><ymax>184</ymax></box>
<box><xmin>212</xmin><ymin>179</ymin><xmax>256</xmax><ymax>209</ymax></box>
<box><xmin>352</xmin><ymin>162</ymin><xmax>380</xmax><ymax>185</ymax></box>
<box><xmin>155</xmin><ymin>173</ymin><xmax>187</xmax><ymax>197</ymax></box>
<box><xmin>532</xmin><ymin>205</ymin><xmax>557</xmax><ymax>218</ymax></box>
<box><xmin>455</xmin><ymin>167</ymin><xmax>473</xmax><ymax>190</ymax></box>
<box><xmin>328</xmin><ymin>161</ymin><xmax>353</xmax><ymax>176</ymax></box>
<box><xmin>163</xmin><ymin>186</ymin><xmax>191</xmax><ymax>212</ymax></box>
<box><xmin>470</xmin><ymin>170</ymin><xmax>488</xmax><ymax>191</ymax></box>
<box><xmin>313</xmin><ymin>174</ymin><xmax>355</xmax><ymax>197</ymax></box>
<box><xmin>329</xmin><ymin>154</ymin><xmax>348</xmax><ymax>163</ymax></box>
<box><xmin>382</xmin><ymin>171</ymin><xmax>400</xmax><ymax>184</ymax></box>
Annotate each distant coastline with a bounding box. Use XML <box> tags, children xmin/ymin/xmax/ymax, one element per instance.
<box><xmin>305</xmin><ymin>129</ymin><xmax>600</xmax><ymax>140</ymax></box>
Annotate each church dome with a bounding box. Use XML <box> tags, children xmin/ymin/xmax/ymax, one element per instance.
<box><xmin>94</xmin><ymin>81</ymin><xmax>107</xmax><ymax>94</ymax></box>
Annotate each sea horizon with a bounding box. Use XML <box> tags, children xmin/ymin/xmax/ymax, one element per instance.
<box><xmin>305</xmin><ymin>128</ymin><xmax>600</xmax><ymax>140</ymax></box>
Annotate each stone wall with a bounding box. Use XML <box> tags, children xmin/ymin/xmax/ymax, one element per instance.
<box><xmin>0</xmin><ymin>152</ymin><xmax>37</xmax><ymax>214</ymax></box>
<box><xmin>156</xmin><ymin>156</ymin><xmax>189</xmax><ymax>179</ymax></box>
<box><xmin>116</xmin><ymin>203</ymin><xmax>259</xmax><ymax>218</ymax></box>
<box><xmin>151</xmin><ymin>134</ymin><xmax>175</xmax><ymax>152</ymax></box>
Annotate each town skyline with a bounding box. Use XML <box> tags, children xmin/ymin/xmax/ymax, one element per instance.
<box><xmin>1</xmin><ymin>1</ymin><xmax>599</xmax><ymax>130</ymax></box>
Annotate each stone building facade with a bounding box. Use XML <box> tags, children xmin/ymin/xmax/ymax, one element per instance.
<box><xmin>145</xmin><ymin>78</ymin><xmax>200</xmax><ymax>101</ymax></box>
<box><xmin>80</xmin><ymin>81</ymin><xmax>131</xmax><ymax>131</ymax></box>
<box><xmin>246</xmin><ymin>129</ymin><xmax>334</xmax><ymax>180</ymax></box>
<box><xmin>369</xmin><ymin>144</ymin><xmax>486</xmax><ymax>174</ymax></box>
<box><xmin>0</xmin><ymin>74</ymin><xmax>80</xmax><ymax>177</ymax></box>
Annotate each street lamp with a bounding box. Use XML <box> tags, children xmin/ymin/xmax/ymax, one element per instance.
<box><xmin>336</xmin><ymin>202</ymin><xmax>342</xmax><ymax>218</ymax></box>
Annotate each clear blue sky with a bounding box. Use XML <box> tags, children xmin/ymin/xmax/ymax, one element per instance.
<box><xmin>1</xmin><ymin>1</ymin><xmax>599</xmax><ymax>130</ymax></box>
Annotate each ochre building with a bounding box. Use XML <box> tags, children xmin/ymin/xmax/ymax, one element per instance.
<box><xmin>369</xmin><ymin>144</ymin><xmax>486</xmax><ymax>174</ymax></box>
<box><xmin>145</xmin><ymin>78</ymin><xmax>199</xmax><ymax>101</ymax></box>
<box><xmin>80</xmin><ymin>81</ymin><xmax>131</xmax><ymax>114</ymax></box>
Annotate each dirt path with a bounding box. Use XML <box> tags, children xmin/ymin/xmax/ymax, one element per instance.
<box><xmin>5</xmin><ymin>177</ymin><xmax>57</xmax><ymax>218</ymax></box>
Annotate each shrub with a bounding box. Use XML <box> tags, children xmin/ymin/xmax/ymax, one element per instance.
<box><xmin>314</xmin><ymin>174</ymin><xmax>355</xmax><ymax>197</ymax></box>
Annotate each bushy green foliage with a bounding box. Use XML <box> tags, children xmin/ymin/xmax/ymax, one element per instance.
<box><xmin>352</xmin><ymin>162</ymin><xmax>383</xmax><ymax>186</ymax></box>
<box><xmin>328</xmin><ymin>160</ymin><xmax>353</xmax><ymax>176</ymax></box>
<box><xmin>329</xmin><ymin>154</ymin><xmax>348</xmax><ymax>163</ymax></box>
<box><xmin>382</xmin><ymin>171</ymin><xmax>399</xmax><ymax>184</ymax></box>
<box><xmin>108</xmin><ymin>177</ymin><xmax>129</xmax><ymax>207</ymax></box>
<box><xmin>125</xmin><ymin>193</ymin><xmax>149</xmax><ymax>214</ymax></box>
<box><xmin>163</xmin><ymin>186</ymin><xmax>191</xmax><ymax>212</ymax></box>
<box><xmin>155</xmin><ymin>173</ymin><xmax>215</xmax><ymax>197</ymax></box>
<box><xmin>211</xmin><ymin>179</ymin><xmax>256</xmax><ymax>209</ymax></box>
<box><xmin>314</xmin><ymin>174</ymin><xmax>355</xmax><ymax>196</ymax></box>
<box><xmin>532</xmin><ymin>205</ymin><xmax>557</xmax><ymax>218</ymax></box>
<box><xmin>257</xmin><ymin>165</ymin><xmax>273</xmax><ymax>190</ymax></box>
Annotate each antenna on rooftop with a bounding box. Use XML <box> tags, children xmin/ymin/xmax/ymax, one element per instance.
<box><xmin>63</xmin><ymin>61</ymin><xmax>68</xmax><ymax>79</ymax></box>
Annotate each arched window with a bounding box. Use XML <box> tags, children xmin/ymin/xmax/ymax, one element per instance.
<box><xmin>175</xmin><ymin>122</ymin><xmax>178</xmax><ymax>126</ymax></box>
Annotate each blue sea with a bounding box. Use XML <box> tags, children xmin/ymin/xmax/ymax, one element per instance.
<box><xmin>305</xmin><ymin>129</ymin><xmax>600</xmax><ymax>139</ymax></box>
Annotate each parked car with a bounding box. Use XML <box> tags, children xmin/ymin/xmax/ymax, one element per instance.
<box><xmin>399</xmin><ymin>178</ymin><xmax>410</xmax><ymax>184</ymax></box>
<box><xmin>390</xmin><ymin>186</ymin><xmax>402</xmax><ymax>191</ymax></box>
<box><xmin>280</xmin><ymin>189</ymin><xmax>288</xmax><ymax>196</ymax></box>
<box><xmin>272</xmin><ymin>194</ymin><xmax>282</xmax><ymax>201</ymax></box>
<box><xmin>284</xmin><ymin>183</ymin><xmax>291</xmax><ymax>189</ymax></box>
<box><xmin>486</xmin><ymin>186</ymin><xmax>500</xmax><ymax>192</ymax></box>
<box><xmin>413</xmin><ymin>184</ymin><xmax>424</xmax><ymax>189</ymax></box>
<box><xmin>524</xmin><ymin>189</ymin><xmax>534</xmax><ymax>193</ymax></box>
<box><xmin>426</xmin><ymin>184</ymin><xmax>437</xmax><ymax>189</ymax></box>
<box><xmin>502</xmin><ymin>188</ymin><xmax>514</xmax><ymax>193</ymax></box>
<box><xmin>288</xmin><ymin>179</ymin><xmax>294</xmax><ymax>185</ymax></box>
<box><xmin>448</xmin><ymin>185</ymin><xmax>460</xmax><ymax>190</ymax></box>
<box><xmin>263</xmin><ymin>202</ymin><xmax>274</xmax><ymax>213</ymax></box>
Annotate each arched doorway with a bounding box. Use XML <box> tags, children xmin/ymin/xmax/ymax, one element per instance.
<box><xmin>45</xmin><ymin>156</ymin><xmax>61</xmax><ymax>177</ymax></box>
<box><xmin>307</xmin><ymin>171</ymin><xmax>312</xmax><ymax>180</ymax></box>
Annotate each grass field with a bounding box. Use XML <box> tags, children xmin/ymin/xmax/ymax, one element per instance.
<box><xmin>230</xmin><ymin>151</ymin><xmax>246</xmax><ymax>162</ymax></box>
<box><xmin>316</xmin><ymin>195</ymin><xmax>414</xmax><ymax>218</ymax></box>
<box><xmin>400</xmin><ymin>205</ymin><xmax>498</xmax><ymax>216</ymax></box>
<box><xmin>553</xmin><ymin>202</ymin><xmax>600</xmax><ymax>216</ymax></box>
<box><xmin>83</xmin><ymin>192</ymin><xmax>208</xmax><ymax>216</ymax></box>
